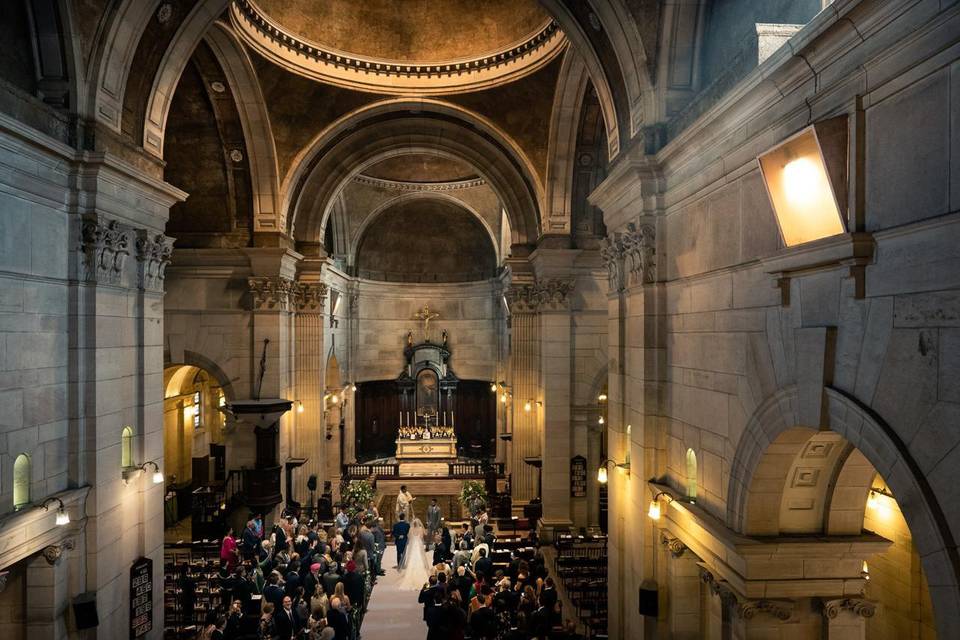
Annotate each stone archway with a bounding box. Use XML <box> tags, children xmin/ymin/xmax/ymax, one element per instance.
<box><xmin>727</xmin><ymin>385</ymin><xmax>960</xmax><ymax>638</ymax></box>
<box><xmin>285</xmin><ymin>100</ymin><xmax>544</xmax><ymax>248</ymax></box>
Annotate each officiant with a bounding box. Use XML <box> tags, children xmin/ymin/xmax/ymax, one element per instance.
<box><xmin>396</xmin><ymin>485</ymin><xmax>415</xmax><ymax>521</ymax></box>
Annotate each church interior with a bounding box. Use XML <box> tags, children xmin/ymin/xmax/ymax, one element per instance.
<box><xmin>0</xmin><ymin>0</ymin><xmax>958</xmax><ymax>638</ymax></box>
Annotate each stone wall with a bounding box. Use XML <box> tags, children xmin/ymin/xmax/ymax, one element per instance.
<box><xmin>593</xmin><ymin>1</ymin><xmax>960</xmax><ymax>637</ymax></box>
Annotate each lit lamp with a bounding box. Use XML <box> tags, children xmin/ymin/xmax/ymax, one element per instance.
<box><xmin>524</xmin><ymin>400</ymin><xmax>532</xmax><ymax>412</ymax></box>
<box><xmin>647</xmin><ymin>491</ymin><xmax>673</xmax><ymax>521</ymax></box>
<box><xmin>597</xmin><ymin>458</ymin><xmax>631</xmax><ymax>484</ymax></box>
<box><xmin>297</xmin><ymin>400</ymin><xmax>305</xmax><ymax>414</ymax></box>
<box><xmin>490</xmin><ymin>382</ymin><xmax>497</xmax><ymax>393</ymax></box>
<box><xmin>143</xmin><ymin>461</ymin><xmax>164</xmax><ymax>484</ymax></box>
<box><xmin>41</xmin><ymin>497</ymin><xmax>70</xmax><ymax>526</ymax></box>
<box><xmin>757</xmin><ymin>123</ymin><xmax>846</xmax><ymax>247</ymax></box>
<box><xmin>598</xmin><ymin>393</ymin><xmax>607</xmax><ymax>402</ymax></box>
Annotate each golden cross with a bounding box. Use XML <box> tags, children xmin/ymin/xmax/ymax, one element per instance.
<box><xmin>413</xmin><ymin>305</ymin><xmax>440</xmax><ymax>337</ymax></box>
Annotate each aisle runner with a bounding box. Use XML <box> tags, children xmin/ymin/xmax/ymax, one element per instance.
<box><xmin>361</xmin><ymin>546</ymin><xmax>428</xmax><ymax>639</ymax></box>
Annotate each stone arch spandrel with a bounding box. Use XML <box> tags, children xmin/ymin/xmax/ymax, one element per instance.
<box><xmin>727</xmin><ymin>385</ymin><xmax>960</xmax><ymax>638</ymax></box>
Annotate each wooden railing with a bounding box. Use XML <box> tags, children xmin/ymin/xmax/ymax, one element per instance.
<box><xmin>223</xmin><ymin>467</ymin><xmax>282</xmax><ymax>511</ymax></box>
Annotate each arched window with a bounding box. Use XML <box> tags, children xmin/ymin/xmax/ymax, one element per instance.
<box><xmin>13</xmin><ymin>453</ymin><xmax>31</xmax><ymax>510</ymax></box>
<box><xmin>121</xmin><ymin>426</ymin><xmax>135</xmax><ymax>468</ymax></box>
<box><xmin>686</xmin><ymin>449</ymin><xmax>698</xmax><ymax>502</ymax></box>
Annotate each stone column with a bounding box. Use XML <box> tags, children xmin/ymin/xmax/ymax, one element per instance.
<box><xmin>538</xmin><ymin>279</ymin><xmax>575</xmax><ymax>538</ymax></box>
<box><xmin>821</xmin><ymin>598</ymin><xmax>877</xmax><ymax>639</ymax></box>
<box><xmin>505</xmin><ymin>285</ymin><xmax>540</xmax><ymax>504</ymax></box>
<box><xmin>25</xmin><ymin>543</ymin><xmax>72</xmax><ymax>640</ymax></box>
<box><xmin>293</xmin><ymin>279</ymin><xmax>327</xmax><ymax>506</ymax></box>
<box><xmin>660</xmin><ymin>534</ymin><xmax>701</xmax><ymax>639</ymax></box>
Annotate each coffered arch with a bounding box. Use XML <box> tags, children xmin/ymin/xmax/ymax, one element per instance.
<box><xmin>286</xmin><ymin>100</ymin><xmax>543</xmax><ymax>249</ymax></box>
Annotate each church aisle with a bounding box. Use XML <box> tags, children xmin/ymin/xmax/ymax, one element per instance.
<box><xmin>362</xmin><ymin>546</ymin><xmax>427</xmax><ymax>639</ymax></box>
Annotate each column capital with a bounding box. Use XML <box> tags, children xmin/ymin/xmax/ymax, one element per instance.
<box><xmin>600</xmin><ymin>222</ymin><xmax>656</xmax><ymax>292</ymax></box>
<box><xmin>659</xmin><ymin>531</ymin><xmax>688</xmax><ymax>558</ymax></box>
<box><xmin>506</xmin><ymin>278</ymin><xmax>574</xmax><ymax>313</ymax></box>
<box><xmin>292</xmin><ymin>281</ymin><xmax>329</xmax><ymax>312</ymax></box>
<box><xmin>135</xmin><ymin>230</ymin><xmax>175</xmax><ymax>291</ymax></box>
<box><xmin>248</xmin><ymin>276</ymin><xmax>296</xmax><ymax>310</ymax></box>
<box><xmin>821</xmin><ymin>597</ymin><xmax>878</xmax><ymax>620</ymax></box>
<box><xmin>79</xmin><ymin>216</ymin><xmax>130</xmax><ymax>284</ymax></box>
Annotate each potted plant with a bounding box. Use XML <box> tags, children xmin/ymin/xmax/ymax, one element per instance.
<box><xmin>459</xmin><ymin>480</ymin><xmax>488</xmax><ymax>515</ymax></box>
<box><xmin>342</xmin><ymin>479</ymin><xmax>375</xmax><ymax>519</ymax></box>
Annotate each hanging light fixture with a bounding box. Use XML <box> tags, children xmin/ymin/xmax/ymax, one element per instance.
<box><xmin>42</xmin><ymin>497</ymin><xmax>70</xmax><ymax>526</ymax></box>
<box><xmin>524</xmin><ymin>400</ymin><xmax>532</xmax><ymax>412</ymax></box>
<box><xmin>597</xmin><ymin>458</ymin><xmax>630</xmax><ymax>484</ymax></box>
<box><xmin>491</xmin><ymin>382</ymin><xmax>498</xmax><ymax>392</ymax></box>
<box><xmin>647</xmin><ymin>491</ymin><xmax>672</xmax><ymax>521</ymax></box>
<box><xmin>598</xmin><ymin>416</ymin><xmax>605</xmax><ymax>425</ymax></box>
<box><xmin>297</xmin><ymin>400</ymin><xmax>305</xmax><ymax>413</ymax></box>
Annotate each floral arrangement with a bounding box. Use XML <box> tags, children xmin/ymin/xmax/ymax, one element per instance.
<box><xmin>459</xmin><ymin>479</ymin><xmax>488</xmax><ymax>515</ymax></box>
<box><xmin>342</xmin><ymin>479</ymin><xmax>375</xmax><ymax>518</ymax></box>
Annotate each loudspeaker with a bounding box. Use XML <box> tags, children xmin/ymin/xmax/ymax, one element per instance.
<box><xmin>639</xmin><ymin>586</ymin><xmax>658</xmax><ymax>617</ymax></box>
<box><xmin>307</xmin><ymin>475</ymin><xmax>318</xmax><ymax>492</ymax></box>
<box><xmin>72</xmin><ymin>592</ymin><xmax>99</xmax><ymax>629</ymax></box>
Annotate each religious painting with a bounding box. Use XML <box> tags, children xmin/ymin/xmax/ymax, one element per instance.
<box><xmin>416</xmin><ymin>369</ymin><xmax>439</xmax><ymax>417</ymax></box>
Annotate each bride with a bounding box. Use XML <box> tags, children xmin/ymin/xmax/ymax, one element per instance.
<box><xmin>396</xmin><ymin>517</ymin><xmax>433</xmax><ymax>591</ymax></box>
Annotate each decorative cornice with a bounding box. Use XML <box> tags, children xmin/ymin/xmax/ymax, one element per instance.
<box><xmin>506</xmin><ymin>278</ymin><xmax>574</xmax><ymax>313</ymax></box>
<box><xmin>230</xmin><ymin>0</ymin><xmax>566</xmax><ymax>95</ymax></box>
<box><xmin>822</xmin><ymin>598</ymin><xmax>877</xmax><ymax>620</ymax></box>
<box><xmin>135</xmin><ymin>231</ymin><xmax>175</xmax><ymax>291</ymax></box>
<box><xmin>79</xmin><ymin>217</ymin><xmax>130</xmax><ymax>284</ymax></box>
<box><xmin>600</xmin><ymin>222</ymin><xmax>656</xmax><ymax>292</ymax></box>
<box><xmin>353</xmin><ymin>174</ymin><xmax>486</xmax><ymax>192</ymax></box>
<box><xmin>248</xmin><ymin>276</ymin><xmax>296</xmax><ymax>310</ymax></box>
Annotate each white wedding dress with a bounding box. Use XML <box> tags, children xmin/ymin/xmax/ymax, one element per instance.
<box><xmin>396</xmin><ymin>518</ymin><xmax>432</xmax><ymax>591</ymax></box>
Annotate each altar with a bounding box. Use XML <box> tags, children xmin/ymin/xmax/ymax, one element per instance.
<box><xmin>396</xmin><ymin>436</ymin><xmax>458</xmax><ymax>460</ymax></box>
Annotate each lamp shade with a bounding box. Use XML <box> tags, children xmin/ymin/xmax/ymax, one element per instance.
<box><xmin>758</xmin><ymin>125</ymin><xmax>845</xmax><ymax>246</ymax></box>
<box><xmin>55</xmin><ymin>508</ymin><xmax>70</xmax><ymax>526</ymax></box>
<box><xmin>647</xmin><ymin>499</ymin><xmax>661</xmax><ymax>520</ymax></box>
<box><xmin>152</xmin><ymin>470</ymin><xmax>164</xmax><ymax>484</ymax></box>
<box><xmin>597</xmin><ymin>466</ymin><xmax>608</xmax><ymax>484</ymax></box>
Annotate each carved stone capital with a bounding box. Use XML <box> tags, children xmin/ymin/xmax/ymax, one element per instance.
<box><xmin>135</xmin><ymin>231</ymin><xmax>175</xmax><ymax>291</ymax></box>
<box><xmin>822</xmin><ymin>597</ymin><xmax>877</xmax><ymax>620</ymax></box>
<box><xmin>622</xmin><ymin>222</ymin><xmax>657</xmax><ymax>286</ymax></box>
<box><xmin>293</xmin><ymin>281</ymin><xmax>328</xmax><ymax>311</ymax></box>
<box><xmin>506</xmin><ymin>278</ymin><xmax>574</xmax><ymax>313</ymax></box>
<box><xmin>41</xmin><ymin>539</ymin><xmax>74</xmax><ymax>566</ymax></box>
<box><xmin>659</xmin><ymin>532</ymin><xmax>687</xmax><ymax>558</ymax></box>
<box><xmin>248</xmin><ymin>276</ymin><xmax>296</xmax><ymax>310</ymax></box>
<box><xmin>737</xmin><ymin>599</ymin><xmax>795</xmax><ymax>621</ymax></box>
<box><xmin>80</xmin><ymin>218</ymin><xmax>130</xmax><ymax>284</ymax></box>
<box><xmin>599</xmin><ymin>233</ymin><xmax>625</xmax><ymax>293</ymax></box>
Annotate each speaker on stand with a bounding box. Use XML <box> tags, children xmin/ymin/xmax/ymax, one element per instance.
<box><xmin>307</xmin><ymin>474</ymin><xmax>318</xmax><ymax>520</ymax></box>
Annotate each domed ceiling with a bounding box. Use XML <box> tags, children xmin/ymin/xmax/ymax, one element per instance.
<box><xmin>232</xmin><ymin>0</ymin><xmax>566</xmax><ymax>94</ymax></box>
<box><xmin>252</xmin><ymin>0</ymin><xmax>550</xmax><ymax>62</ymax></box>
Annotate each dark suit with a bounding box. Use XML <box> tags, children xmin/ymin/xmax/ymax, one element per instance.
<box><xmin>273</xmin><ymin>605</ymin><xmax>299</xmax><ymax>640</ymax></box>
<box><xmin>343</xmin><ymin>570</ymin><xmax>365</xmax><ymax>609</ymax></box>
<box><xmin>392</xmin><ymin>520</ymin><xmax>410</xmax><ymax>565</ymax></box>
<box><xmin>326</xmin><ymin>607</ymin><xmax>350</xmax><ymax>640</ymax></box>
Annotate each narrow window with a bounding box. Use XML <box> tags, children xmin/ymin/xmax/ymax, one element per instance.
<box><xmin>121</xmin><ymin>426</ymin><xmax>135</xmax><ymax>468</ymax></box>
<box><xmin>686</xmin><ymin>449</ymin><xmax>698</xmax><ymax>502</ymax></box>
<box><xmin>13</xmin><ymin>454</ymin><xmax>31</xmax><ymax>509</ymax></box>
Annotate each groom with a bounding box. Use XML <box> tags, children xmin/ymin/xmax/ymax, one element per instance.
<box><xmin>392</xmin><ymin>512</ymin><xmax>410</xmax><ymax>567</ymax></box>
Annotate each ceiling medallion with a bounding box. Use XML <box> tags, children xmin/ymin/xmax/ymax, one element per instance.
<box><xmin>210</xmin><ymin>81</ymin><xmax>226</xmax><ymax>93</ymax></box>
<box><xmin>229</xmin><ymin>149</ymin><xmax>244</xmax><ymax>163</ymax></box>
<box><xmin>156</xmin><ymin>3</ymin><xmax>174</xmax><ymax>25</ymax></box>
<box><xmin>230</xmin><ymin>0</ymin><xmax>567</xmax><ymax>95</ymax></box>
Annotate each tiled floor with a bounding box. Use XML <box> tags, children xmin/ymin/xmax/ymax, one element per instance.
<box><xmin>361</xmin><ymin>546</ymin><xmax>428</xmax><ymax>639</ymax></box>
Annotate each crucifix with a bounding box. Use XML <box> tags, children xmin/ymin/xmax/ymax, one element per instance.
<box><xmin>413</xmin><ymin>305</ymin><xmax>440</xmax><ymax>340</ymax></box>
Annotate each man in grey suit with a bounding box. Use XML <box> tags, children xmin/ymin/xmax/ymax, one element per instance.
<box><xmin>426</xmin><ymin>498</ymin><xmax>442</xmax><ymax>550</ymax></box>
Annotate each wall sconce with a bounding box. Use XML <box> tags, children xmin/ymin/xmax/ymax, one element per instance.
<box><xmin>350</xmin><ymin>383</ymin><xmax>357</xmax><ymax>392</ymax></box>
<box><xmin>524</xmin><ymin>400</ymin><xmax>532</xmax><ymax>412</ymax></box>
<box><xmin>123</xmin><ymin>460</ymin><xmax>164</xmax><ymax>485</ymax></box>
<box><xmin>597</xmin><ymin>458</ymin><xmax>631</xmax><ymax>484</ymax></box>
<box><xmin>598</xmin><ymin>393</ymin><xmax>607</xmax><ymax>402</ymax></box>
<box><xmin>757</xmin><ymin>120</ymin><xmax>848</xmax><ymax>247</ymax></box>
<box><xmin>490</xmin><ymin>382</ymin><xmax>498</xmax><ymax>393</ymax></box>
<box><xmin>866</xmin><ymin>486</ymin><xmax>894</xmax><ymax>518</ymax></box>
<box><xmin>647</xmin><ymin>491</ymin><xmax>673</xmax><ymax>521</ymax></box>
<box><xmin>598</xmin><ymin>415</ymin><xmax>605</xmax><ymax>425</ymax></box>
<box><xmin>330</xmin><ymin>394</ymin><xmax>339</xmax><ymax>405</ymax></box>
<box><xmin>297</xmin><ymin>400</ymin><xmax>304</xmax><ymax>414</ymax></box>
<box><xmin>41</xmin><ymin>497</ymin><xmax>70</xmax><ymax>526</ymax></box>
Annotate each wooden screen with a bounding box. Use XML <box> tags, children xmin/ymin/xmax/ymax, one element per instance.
<box><xmin>455</xmin><ymin>380</ymin><xmax>496</xmax><ymax>458</ymax></box>
<box><xmin>355</xmin><ymin>380</ymin><xmax>400</xmax><ymax>461</ymax></box>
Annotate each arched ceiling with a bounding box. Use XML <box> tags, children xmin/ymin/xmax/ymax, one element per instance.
<box><xmin>362</xmin><ymin>154</ymin><xmax>478</xmax><ymax>183</ymax></box>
